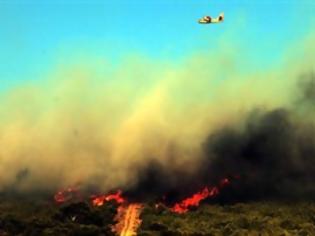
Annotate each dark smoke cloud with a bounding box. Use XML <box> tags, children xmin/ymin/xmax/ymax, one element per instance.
<box><xmin>204</xmin><ymin>108</ymin><xmax>315</xmax><ymax>201</ymax></box>
<box><xmin>202</xmin><ymin>72</ymin><xmax>315</xmax><ymax>202</ymax></box>
<box><xmin>127</xmin><ymin>73</ymin><xmax>315</xmax><ymax>203</ymax></box>
<box><xmin>124</xmin><ymin>160</ymin><xmax>206</xmax><ymax>203</ymax></box>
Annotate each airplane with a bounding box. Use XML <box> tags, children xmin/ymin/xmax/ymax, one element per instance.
<box><xmin>198</xmin><ymin>12</ymin><xmax>224</xmax><ymax>24</ymax></box>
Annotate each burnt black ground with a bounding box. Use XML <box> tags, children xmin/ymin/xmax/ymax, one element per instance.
<box><xmin>0</xmin><ymin>199</ymin><xmax>314</xmax><ymax>236</ymax></box>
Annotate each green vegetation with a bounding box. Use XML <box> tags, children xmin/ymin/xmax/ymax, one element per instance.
<box><xmin>0</xmin><ymin>200</ymin><xmax>116</xmax><ymax>236</ymax></box>
<box><xmin>139</xmin><ymin>202</ymin><xmax>315</xmax><ymax>236</ymax></box>
<box><xmin>0</xmin><ymin>200</ymin><xmax>314</xmax><ymax>235</ymax></box>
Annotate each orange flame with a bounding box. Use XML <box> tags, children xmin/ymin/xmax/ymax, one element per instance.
<box><xmin>112</xmin><ymin>204</ymin><xmax>143</xmax><ymax>236</ymax></box>
<box><xmin>54</xmin><ymin>177</ymin><xmax>233</xmax><ymax>218</ymax></box>
<box><xmin>91</xmin><ymin>190</ymin><xmax>125</xmax><ymax>206</ymax></box>
<box><xmin>54</xmin><ymin>187</ymin><xmax>125</xmax><ymax>207</ymax></box>
<box><xmin>171</xmin><ymin>178</ymin><xmax>231</xmax><ymax>214</ymax></box>
<box><xmin>171</xmin><ymin>186</ymin><xmax>219</xmax><ymax>213</ymax></box>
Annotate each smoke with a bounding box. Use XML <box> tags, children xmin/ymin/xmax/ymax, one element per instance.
<box><xmin>123</xmin><ymin>72</ymin><xmax>315</xmax><ymax>203</ymax></box>
<box><xmin>199</xmin><ymin>72</ymin><xmax>315</xmax><ymax>202</ymax></box>
<box><xmin>0</xmin><ymin>35</ymin><xmax>315</xmax><ymax>201</ymax></box>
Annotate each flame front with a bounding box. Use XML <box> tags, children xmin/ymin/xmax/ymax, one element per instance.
<box><xmin>91</xmin><ymin>190</ymin><xmax>125</xmax><ymax>206</ymax></box>
<box><xmin>171</xmin><ymin>178</ymin><xmax>231</xmax><ymax>214</ymax></box>
<box><xmin>52</xmin><ymin>178</ymin><xmax>235</xmax><ymax>235</ymax></box>
<box><xmin>171</xmin><ymin>187</ymin><xmax>219</xmax><ymax>213</ymax></box>
<box><xmin>112</xmin><ymin>204</ymin><xmax>143</xmax><ymax>236</ymax></box>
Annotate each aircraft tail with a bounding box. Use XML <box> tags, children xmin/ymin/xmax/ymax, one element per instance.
<box><xmin>218</xmin><ymin>12</ymin><xmax>224</xmax><ymax>22</ymax></box>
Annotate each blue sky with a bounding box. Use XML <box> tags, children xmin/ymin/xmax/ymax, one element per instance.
<box><xmin>0</xmin><ymin>0</ymin><xmax>314</xmax><ymax>90</ymax></box>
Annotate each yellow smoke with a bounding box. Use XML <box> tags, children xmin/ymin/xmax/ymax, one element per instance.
<box><xmin>0</xmin><ymin>35</ymin><xmax>314</xmax><ymax>193</ymax></box>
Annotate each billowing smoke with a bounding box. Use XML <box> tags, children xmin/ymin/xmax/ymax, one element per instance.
<box><xmin>124</xmin><ymin>72</ymin><xmax>315</xmax><ymax>203</ymax></box>
<box><xmin>0</xmin><ymin>35</ymin><xmax>315</xmax><ymax>202</ymax></box>
<box><xmin>201</xmin><ymin>72</ymin><xmax>315</xmax><ymax>202</ymax></box>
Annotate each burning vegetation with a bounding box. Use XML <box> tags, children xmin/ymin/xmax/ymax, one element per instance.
<box><xmin>0</xmin><ymin>48</ymin><xmax>315</xmax><ymax>234</ymax></box>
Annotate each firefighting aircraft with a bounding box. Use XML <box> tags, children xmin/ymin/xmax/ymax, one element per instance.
<box><xmin>198</xmin><ymin>12</ymin><xmax>224</xmax><ymax>24</ymax></box>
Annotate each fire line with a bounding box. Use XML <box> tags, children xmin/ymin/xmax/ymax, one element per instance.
<box><xmin>112</xmin><ymin>204</ymin><xmax>143</xmax><ymax>236</ymax></box>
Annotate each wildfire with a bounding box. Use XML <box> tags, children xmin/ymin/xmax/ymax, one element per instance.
<box><xmin>54</xmin><ymin>186</ymin><xmax>81</xmax><ymax>203</ymax></box>
<box><xmin>91</xmin><ymin>190</ymin><xmax>125</xmax><ymax>206</ymax></box>
<box><xmin>170</xmin><ymin>187</ymin><xmax>218</xmax><ymax>213</ymax></box>
<box><xmin>53</xmin><ymin>177</ymin><xmax>234</xmax><ymax>236</ymax></box>
<box><xmin>54</xmin><ymin>187</ymin><xmax>125</xmax><ymax>206</ymax></box>
<box><xmin>53</xmin><ymin>177</ymin><xmax>234</xmax><ymax>235</ymax></box>
<box><xmin>112</xmin><ymin>204</ymin><xmax>143</xmax><ymax>236</ymax></box>
<box><xmin>171</xmin><ymin>178</ymin><xmax>231</xmax><ymax>214</ymax></box>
